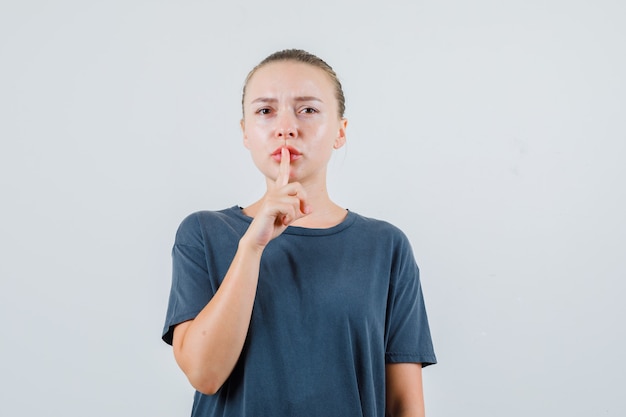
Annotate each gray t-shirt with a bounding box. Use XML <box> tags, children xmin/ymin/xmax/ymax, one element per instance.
<box><xmin>163</xmin><ymin>206</ymin><xmax>436</xmax><ymax>417</ymax></box>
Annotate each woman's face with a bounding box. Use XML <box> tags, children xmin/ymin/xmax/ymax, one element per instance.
<box><xmin>241</xmin><ymin>61</ymin><xmax>347</xmax><ymax>186</ymax></box>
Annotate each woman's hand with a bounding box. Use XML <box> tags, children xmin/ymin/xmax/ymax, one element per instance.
<box><xmin>243</xmin><ymin>147</ymin><xmax>311</xmax><ymax>249</ymax></box>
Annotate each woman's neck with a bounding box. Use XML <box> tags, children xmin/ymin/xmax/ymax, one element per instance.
<box><xmin>242</xmin><ymin>188</ymin><xmax>347</xmax><ymax>229</ymax></box>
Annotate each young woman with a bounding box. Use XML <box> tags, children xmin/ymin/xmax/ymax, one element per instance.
<box><xmin>162</xmin><ymin>49</ymin><xmax>436</xmax><ymax>417</ymax></box>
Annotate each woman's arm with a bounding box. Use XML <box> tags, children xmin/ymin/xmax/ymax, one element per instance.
<box><xmin>172</xmin><ymin>239</ymin><xmax>263</xmax><ymax>395</ymax></box>
<box><xmin>385</xmin><ymin>363</ymin><xmax>426</xmax><ymax>417</ymax></box>
<box><xmin>171</xmin><ymin>148</ymin><xmax>309</xmax><ymax>395</ymax></box>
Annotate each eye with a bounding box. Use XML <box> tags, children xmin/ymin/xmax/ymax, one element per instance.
<box><xmin>300</xmin><ymin>107</ymin><xmax>318</xmax><ymax>114</ymax></box>
<box><xmin>256</xmin><ymin>108</ymin><xmax>272</xmax><ymax>115</ymax></box>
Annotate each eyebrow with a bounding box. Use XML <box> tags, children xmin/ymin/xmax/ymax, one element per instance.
<box><xmin>250</xmin><ymin>96</ymin><xmax>323</xmax><ymax>105</ymax></box>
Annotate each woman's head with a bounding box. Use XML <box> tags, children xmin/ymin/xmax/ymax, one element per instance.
<box><xmin>240</xmin><ymin>49</ymin><xmax>348</xmax><ymax>186</ymax></box>
<box><xmin>242</xmin><ymin>49</ymin><xmax>345</xmax><ymax>119</ymax></box>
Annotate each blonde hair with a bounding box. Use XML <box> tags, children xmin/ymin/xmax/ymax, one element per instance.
<box><xmin>242</xmin><ymin>49</ymin><xmax>346</xmax><ymax>118</ymax></box>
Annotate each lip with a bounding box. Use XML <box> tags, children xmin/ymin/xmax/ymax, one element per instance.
<box><xmin>271</xmin><ymin>146</ymin><xmax>302</xmax><ymax>162</ymax></box>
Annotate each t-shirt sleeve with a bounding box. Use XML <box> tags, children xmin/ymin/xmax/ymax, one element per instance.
<box><xmin>384</xmin><ymin>232</ymin><xmax>437</xmax><ymax>367</ymax></box>
<box><xmin>161</xmin><ymin>213</ymin><xmax>214</xmax><ymax>345</ymax></box>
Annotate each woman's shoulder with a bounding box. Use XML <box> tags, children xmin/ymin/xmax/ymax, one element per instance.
<box><xmin>183</xmin><ymin>206</ymin><xmax>243</xmax><ymax>223</ymax></box>
<box><xmin>350</xmin><ymin>210</ymin><xmax>405</xmax><ymax>233</ymax></box>
<box><xmin>174</xmin><ymin>206</ymin><xmax>245</xmax><ymax>245</ymax></box>
<box><xmin>349</xmin><ymin>211</ymin><xmax>411</xmax><ymax>243</ymax></box>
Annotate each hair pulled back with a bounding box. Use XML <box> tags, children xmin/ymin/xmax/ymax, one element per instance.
<box><xmin>242</xmin><ymin>49</ymin><xmax>346</xmax><ymax>118</ymax></box>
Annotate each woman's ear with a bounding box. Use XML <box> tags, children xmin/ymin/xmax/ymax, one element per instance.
<box><xmin>241</xmin><ymin>119</ymin><xmax>250</xmax><ymax>149</ymax></box>
<box><xmin>333</xmin><ymin>118</ymin><xmax>348</xmax><ymax>149</ymax></box>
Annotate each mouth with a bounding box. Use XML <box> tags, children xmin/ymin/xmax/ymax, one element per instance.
<box><xmin>271</xmin><ymin>146</ymin><xmax>302</xmax><ymax>162</ymax></box>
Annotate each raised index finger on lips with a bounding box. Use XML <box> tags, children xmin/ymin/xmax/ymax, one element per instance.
<box><xmin>276</xmin><ymin>147</ymin><xmax>290</xmax><ymax>187</ymax></box>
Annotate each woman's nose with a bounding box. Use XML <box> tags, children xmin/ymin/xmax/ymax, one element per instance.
<box><xmin>275</xmin><ymin>112</ymin><xmax>298</xmax><ymax>139</ymax></box>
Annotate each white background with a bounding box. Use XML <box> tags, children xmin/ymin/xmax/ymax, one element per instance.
<box><xmin>1</xmin><ymin>1</ymin><xmax>624</xmax><ymax>415</ymax></box>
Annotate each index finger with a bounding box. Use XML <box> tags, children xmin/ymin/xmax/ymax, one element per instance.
<box><xmin>276</xmin><ymin>147</ymin><xmax>290</xmax><ymax>187</ymax></box>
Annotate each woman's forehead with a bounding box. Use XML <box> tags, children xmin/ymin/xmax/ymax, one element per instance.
<box><xmin>246</xmin><ymin>61</ymin><xmax>335</xmax><ymax>97</ymax></box>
